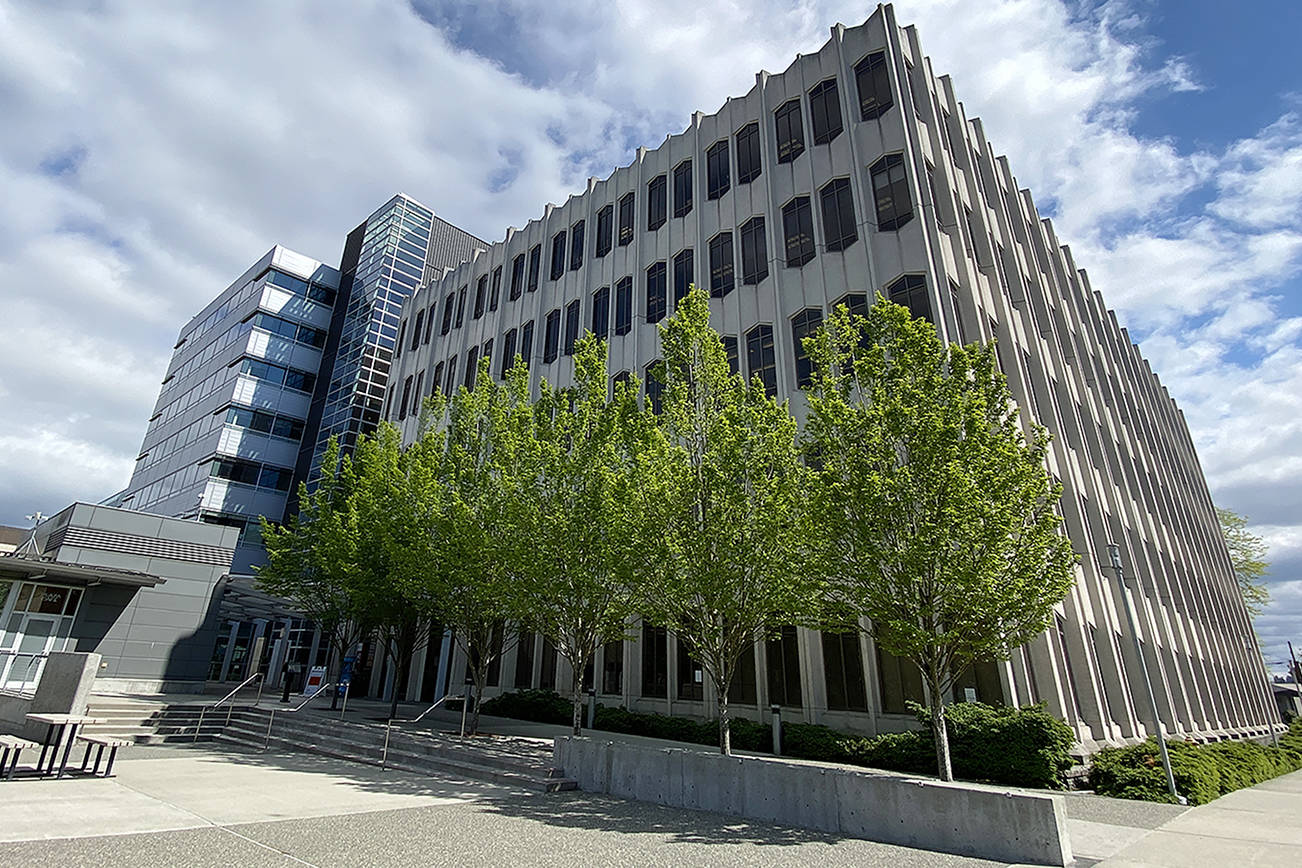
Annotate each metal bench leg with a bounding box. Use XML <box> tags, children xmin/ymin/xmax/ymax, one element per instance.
<box><xmin>82</xmin><ymin>742</ymin><xmax>93</xmax><ymax>772</ymax></box>
<box><xmin>6</xmin><ymin>749</ymin><xmax>18</xmax><ymax>781</ymax></box>
<box><xmin>103</xmin><ymin>747</ymin><xmax>119</xmax><ymax>778</ymax></box>
<box><xmin>92</xmin><ymin>745</ymin><xmax>105</xmax><ymax>776</ymax></box>
<box><xmin>36</xmin><ymin>723</ymin><xmax>56</xmax><ymax>774</ymax></box>
<box><xmin>57</xmin><ymin>726</ymin><xmax>78</xmax><ymax>779</ymax></box>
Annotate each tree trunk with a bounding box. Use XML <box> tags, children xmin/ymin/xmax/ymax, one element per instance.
<box><xmin>718</xmin><ymin>683</ymin><xmax>732</xmax><ymax>755</ymax></box>
<box><xmin>387</xmin><ymin>636</ymin><xmax>402</xmax><ymax>722</ymax></box>
<box><xmin>469</xmin><ymin>666</ymin><xmax>488</xmax><ymax>735</ymax></box>
<box><xmin>325</xmin><ymin>631</ymin><xmax>339</xmax><ymax>710</ymax></box>
<box><xmin>928</xmin><ymin>671</ymin><xmax>953</xmax><ymax>781</ymax></box>
<box><xmin>570</xmin><ymin>668</ymin><xmax>584</xmax><ymax>736</ymax></box>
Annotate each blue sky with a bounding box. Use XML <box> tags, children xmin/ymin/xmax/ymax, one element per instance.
<box><xmin>0</xmin><ymin>0</ymin><xmax>1298</xmax><ymax>672</ymax></box>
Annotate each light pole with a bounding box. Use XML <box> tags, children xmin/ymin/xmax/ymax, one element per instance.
<box><xmin>1106</xmin><ymin>543</ymin><xmax>1183</xmax><ymax>804</ymax></box>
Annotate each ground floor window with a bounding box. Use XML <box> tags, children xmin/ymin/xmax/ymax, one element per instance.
<box><xmin>877</xmin><ymin>646</ymin><xmax>926</xmax><ymax>714</ymax></box>
<box><xmin>677</xmin><ymin>637</ymin><xmax>703</xmax><ymax>701</ymax></box>
<box><xmin>822</xmin><ymin>631</ymin><xmax>869</xmax><ymax>711</ymax></box>
<box><xmin>766</xmin><ymin>626</ymin><xmax>802</xmax><ymax>707</ymax></box>
<box><xmin>641</xmin><ymin>624</ymin><xmax>668</xmax><ymax>698</ymax></box>
<box><xmin>601</xmin><ymin>639</ymin><xmax>623</xmax><ymax>695</ymax></box>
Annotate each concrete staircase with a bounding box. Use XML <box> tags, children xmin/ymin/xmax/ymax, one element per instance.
<box><xmin>213</xmin><ymin>706</ymin><xmax>577</xmax><ymax>793</ymax></box>
<box><xmin>82</xmin><ymin>696</ymin><xmax>227</xmax><ymax>744</ymax></box>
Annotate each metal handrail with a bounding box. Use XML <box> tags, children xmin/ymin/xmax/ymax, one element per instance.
<box><xmin>262</xmin><ymin>681</ymin><xmax>351</xmax><ymax>749</ymax></box>
<box><xmin>194</xmin><ymin>672</ymin><xmax>264</xmax><ymax>742</ymax></box>
<box><xmin>381</xmin><ymin>692</ymin><xmax>463</xmax><ymax>769</ymax></box>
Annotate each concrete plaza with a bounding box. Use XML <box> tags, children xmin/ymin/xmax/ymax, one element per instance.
<box><xmin>0</xmin><ymin>740</ymin><xmax>1296</xmax><ymax>866</ymax></box>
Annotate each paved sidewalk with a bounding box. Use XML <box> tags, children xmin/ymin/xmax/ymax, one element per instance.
<box><xmin>1094</xmin><ymin>767</ymin><xmax>1302</xmax><ymax>866</ymax></box>
<box><xmin>0</xmin><ymin>744</ymin><xmax>1002</xmax><ymax>867</ymax></box>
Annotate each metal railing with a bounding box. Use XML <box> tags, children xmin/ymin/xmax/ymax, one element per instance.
<box><xmin>262</xmin><ymin>680</ymin><xmax>351</xmax><ymax>749</ymax></box>
<box><xmin>194</xmin><ymin>672</ymin><xmax>264</xmax><ymax>742</ymax></box>
<box><xmin>380</xmin><ymin>692</ymin><xmax>463</xmax><ymax>770</ymax></box>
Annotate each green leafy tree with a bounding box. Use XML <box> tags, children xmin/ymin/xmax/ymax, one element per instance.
<box><xmin>804</xmin><ymin>296</ymin><xmax>1077</xmax><ymax>781</ymax></box>
<box><xmin>411</xmin><ymin>358</ymin><xmax>531</xmax><ymax>734</ymax></box>
<box><xmin>257</xmin><ymin>439</ymin><xmax>365</xmax><ymax>708</ymax></box>
<box><xmin>1216</xmin><ymin>507</ymin><xmax>1271</xmax><ymax>616</ymax></box>
<box><xmin>637</xmin><ymin>287</ymin><xmax>822</xmax><ymax>755</ymax></box>
<box><xmin>512</xmin><ymin>335</ymin><xmax>649</xmax><ymax>735</ymax></box>
<box><xmin>342</xmin><ymin>424</ymin><xmax>435</xmax><ymax>721</ymax></box>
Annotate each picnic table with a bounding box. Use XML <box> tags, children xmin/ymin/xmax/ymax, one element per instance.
<box><xmin>25</xmin><ymin>713</ymin><xmax>107</xmax><ymax>778</ymax></box>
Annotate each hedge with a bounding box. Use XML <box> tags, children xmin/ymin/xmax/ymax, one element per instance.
<box><xmin>476</xmin><ymin>690</ymin><xmax>1075</xmax><ymax>789</ymax></box>
<box><xmin>1089</xmin><ymin>718</ymin><xmax>1302</xmax><ymax>805</ymax></box>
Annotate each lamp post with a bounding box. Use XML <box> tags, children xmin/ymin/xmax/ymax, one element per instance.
<box><xmin>1106</xmin><ymin>543</ymin><xmax>1182</xmax><ymax>804</ymax></box>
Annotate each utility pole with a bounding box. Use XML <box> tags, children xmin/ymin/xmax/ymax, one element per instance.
<box><xmin>1290</xmin><ymin>641</ymin><xmax>1301</xmax><ymax>687</ymax></box>
<box><xmin>1107</xmin><ymin>543</ymin><xmax>1183</xmax><ymax>804</ymax></box>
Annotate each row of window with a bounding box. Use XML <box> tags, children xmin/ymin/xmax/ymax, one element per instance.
<box><xmin>224</xmin><ymin>405</ymin><xmax>307</xmax><ymax>442</ymax></box>
<box><xmin>207</xmin><ymin>456</ymin><xmax>295</xmax><ymax>492</ymax></box>
<box><xmin>404</xmin><ymin>153</ymin><xmax>918</xmax><ymax>362</ymax></box>
<box><xmin>250</xmin><ymin>311</ymin><xmax>326</xmax><ymax>349</ymax></box>
<box><xmin>238</xmin><ymin>357</ymin><xmax>317</xmax><ymax>394</ymax></box>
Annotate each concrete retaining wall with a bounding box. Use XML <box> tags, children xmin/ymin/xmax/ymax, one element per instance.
<box><xmin>554</xmin><ymin>737</ymin><xmax>1072</xmax><ymax>866</ymax></box>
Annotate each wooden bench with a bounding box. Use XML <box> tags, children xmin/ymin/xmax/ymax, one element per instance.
<box><xmin>0</xmin><ymin>735</ymin><xmax>38</xmax><ymax>780</ymax></box>
<box><xmin>76</xmin><ymin>735</ymin><xmax>132</xmax><ymax>777</ymax></box>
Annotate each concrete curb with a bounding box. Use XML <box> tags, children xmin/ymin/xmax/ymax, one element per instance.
<box><xmin>554</xmin><ymin>736</ymin><xmax>1073</xmax><ymax>866</ymax></box>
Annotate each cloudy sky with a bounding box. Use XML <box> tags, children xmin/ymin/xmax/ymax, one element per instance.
<box><xmin>1</xmin><ymin>0</ymin><xmax>1298</xmax><ymax>671</ymax></box>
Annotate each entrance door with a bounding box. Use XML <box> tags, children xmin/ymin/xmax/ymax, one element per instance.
<box><xmin>0</xmin><ymin>583</ymin><xmax>82</xmax><ymax>691</ymax></box>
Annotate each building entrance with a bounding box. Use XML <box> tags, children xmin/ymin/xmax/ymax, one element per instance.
<box><xmin>0</xmin><ymin>582</ymin><xmax>84</xmax><ymax>691</ymax></box>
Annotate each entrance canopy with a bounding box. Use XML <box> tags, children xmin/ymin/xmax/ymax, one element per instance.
<box><xmin>0</xmin><ymin>555</ymin><xmax>166</xmax><ymax>589</ymax></box>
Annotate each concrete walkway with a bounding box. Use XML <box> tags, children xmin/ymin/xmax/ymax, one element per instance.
<box><xmin>1093</xmin><ymin>767</ymin><xmax>1302</xmax><ymax>866</ymax></box>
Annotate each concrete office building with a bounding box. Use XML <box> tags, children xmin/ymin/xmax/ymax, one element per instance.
<box><xmin>117</xmin><ymin>246</ymin><xmax>343</xmax><ymax>574</ymax></box>
<box><xmin>387</xmin><ymin>5</ymin><xmax>1279</xmax><ymax>748</ymax></box>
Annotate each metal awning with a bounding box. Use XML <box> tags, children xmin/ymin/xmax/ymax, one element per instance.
<box><xmin>0</xmin><ymin>555</ymin><xmax>165</xmax><ymax>588</ymax></box>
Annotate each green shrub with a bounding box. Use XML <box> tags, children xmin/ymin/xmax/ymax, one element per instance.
<box><xmin>478</xmin><ymin>689</ymin><xmax>572</xmax><ymax>725</ymax></box>
<box><xmin>912</xmin><ymin>701</ymin><xmax>1077</xmax><ymax>789</ymax></box>
<box><xmin>1089</xmin><ymin>719</ymin><xmax>1302</xmax><ymax>805</ymax></box>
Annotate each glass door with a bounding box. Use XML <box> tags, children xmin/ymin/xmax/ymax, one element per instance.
<box><xmin>0</xmin><ymin>582</ymin><xmax>83</xmax><ymax>691</ymax></box>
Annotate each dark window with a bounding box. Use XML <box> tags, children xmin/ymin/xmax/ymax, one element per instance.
<box><xmin>739</xmin><ymin>216</ymin><xmax>768</xmax><ymax>285</ymax></box>
<box><xmin>617</xmin><ymin>193</ymin><xmax>635</xmax><ymax>246</ymax></box>
<box><xmin>481</xmin><ymin>338</ymin><xmax>493</xmax><ymax>372</ymax></box>
<box><xmin>708</xmin><ymin>232</ymin><xmax>734</xmax><ymax>298</ymax></box>
<box><xmin>774</xmin><ymin>98</ymin><xmax>805</xmax><ymax>164</ymax></box>
<box><xmin>646</xmin><ymin>262</ymin><xmax>667</xmax><ymax>324</ymax></box>
<box><xmin>877</xmin><ymin>646</ymin><xmax>926</xmax><ymax>714</ymax></box>
<box><xmin>722</xmin><ymin>335</ymin><xmax>739</xmax><ymax>375</ymax></box>
<box><xmin>398</xmin><ymin>376</ymin><xmax>412</xmax><ymax>421</ymax></box>
<box><xmin>888</xmin><ymin>273</ymin><xmax>931</xmax><ymax>321</ymax></box>
<box><xmin>440</xmin><ymin>292</ymin><xmax>455</xmax><ymax>335</ymax></box>
<box><xmin>782</xmin><ymin>196</ymin><xmax>816</xmax><ymax>267</ymax></box>
<box><xmin>766</xmin><ymin>625</ymin><xmax>802</xmax><ymax>707</ymax></box>
<box><xmin>473</xmin><ymin>275</ymin><xmax>487</xmax><ymax>319</ymax></box>
<box><xmin>808</xmin><ymin>78</ymin><xmax>843</xmax><ymax>145</ymax></box>
<box><xmin>410</xmin><ymin>310</ymin><xmax>424</xmax><ymax>351</ymax></box>
<box><xmin>500</xmin><ymin>328</ymin><xmax>517</xmax><ymax>379</ymax></box>
<box><xmin>510</xmin><ymin>254</ymin><xmax>525</xmax><ymax>300</ymax></box>
<box><xmin>464</xmin><ymin>347</ymin><xmax>478</xmax><ymax>389</ymax></box>
<box><xmin>676</xmin><ymin>637</ymin><xmax>704</xmax><ymax>701</ymax></box>
<box><xmin>543</xmin><ymin>308</ymin><xmax>561</xmax><ymax>363</ymax></box>
<box><xmin>672</xmin><ymin>248</ymin><xmax>693</xmax><ymax>310</ymax></box>
<box><xmin>432</xmin><ymin>362</ymin><xmax>444</xmax><ymax>395</ymax></box>
<box><xmin>514</xmin><ymin>632</ymin><xmax>535</xmax><ymax>689</ymax></box>
<box><xmin>819</xmin><ymin>177</ymin><xmax>858</xmax><ymax>252</ymax></box>
<box><xmin>951</xmin><ymin>281</ymin><xmax>968</xmax><ymax>345</ymax></box>
<box><xmin>591</xmin><ymin>286</ymin><xmax>610</xmax><ymax>340</ymax></box>
<box><xmin>489</xmin><ymin>265</ymin><xmax>502</xmax><ymax>311</ymax></box>
<box><xmin>730</xmin><ymin>645</ymin><xmax>758</xmax><ymax>705</ymax></box>
<box><xmin>706</xmin><ymin>140</ymin><xmax>730</xmax><ymax>200</ymax></box>
<box><xmin>395</xmin><ymin>321</ymin><xmax>405</xmax><ymax>358</ymax></box>
<box><xmin>953</xmin><ymin>660</ymin><xmax>1004</xmax><ymax>706</ymax></box>
<box><xmin>455</xmin><ymin>286</ymin><xmax>467</xmax><ymax>328</ymax></box>
<box><xmin>569</xmin><ymin>220</ymin><xmax>585</xmax><ymax>270</ymax></box>
<box><xmin>870</xmin><ymin>153</ymin><xmax>913</xmax><ymax>231</ymax></box>
<box><xmin>746</xmin><ymin>324</ymin><xmax>777</xmax><ymax>397</ymax></box>
<box><xmin>855</xmin><ymin>51</ymin><xmax>893</xmax><ymax>120</ymax></box>
<box><xmin>612</xmin><ymin>370</ymin><xmax>631</xmax><ymax>391</ymax></box>
<box><xmin>614</xmin><ymin>277</ymin><xmax>633</xmax><ymax>336</ymax></box>
<box><xmin>647</xmin><ymin>175</ymin><xmax>667</xmax><ymax>230</ymax></box>
<box><xmin>822</xmin><ymin>632</ymin><xmax>869</xmax><ymax>711</ymax></box>
<box><xmin>526</xmin><ymin>244</ymin><xmax>541</xmax><ymax>292</ymax></box>
<box><xmin>520</xmin><ymin>320</ymin><xmax>535</xmax><ymax>370</ymax></box>
<box><xmin>596</xmin><ymin>205</ymin><xmax>613</xmax><ymax>257</ymax></box>
<box><xmin>835</xmin><ymin>292</ymin><xmax>869</xmax><ymax>317</ymax></box>
<box><xmin>672</xmin><ymin>160</ymin><xmax>693</xmax><ymax>217</ymax></box>
<box><xmin>735</xmin><ymin>122</ymin><xmax>761</xmax><ymax>184</ymax></box>
<box><xmin>563</xmin><ymin>299</ymin><xmax>581</xmax><ymax>356</ymax></box>
<box><xmin>641</xmin><ymin>623</ymin><xmax>668</xmax><ymax>698</ymax></box>
<box><xmin>550</xmin><ymin>231</ymin><xmax>567</xmax><ymax>280</ymax></box>
<box><xmin>645</xmin><ymin>360</ymin><xmax>664</xmax><ymax>414</ymax></box>
<box><xmin>444</xmin><ymin>356</ymin><xmax>458</xmax><ymax>394</ymax></box>
<box><xmin>601</xmin><ymin>639</ymin><xmax>623</xmax><ymax>695</ymax></box>
<box><xmin>791</xmin><ymin>308</ymin><xmax>823</xmax><ymax>389</ymax></box>
<box><xmin>540</xmin><ymin>638</ymin><xmax>557</xmax><ymax>690</ymax></box>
